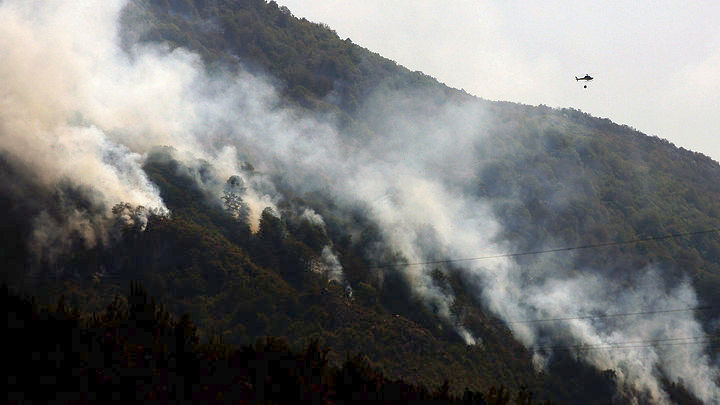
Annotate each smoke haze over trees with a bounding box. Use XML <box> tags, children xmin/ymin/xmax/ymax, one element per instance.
<box><xmin>1</xmin><ymin>0</ymin><xmax>719</xmax><ymax>403</ymax></box>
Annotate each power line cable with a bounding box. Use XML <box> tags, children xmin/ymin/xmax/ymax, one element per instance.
<box><xmin>553</xmin><ymin>342</ymin><xmax>715</xmax><ymax>352</ymax></box>
<box><xmin>497</xmin><ymin>306</ymin><xmax>716</xmax><ymax>325</ymax></box>
<box><xmin>543</xmin><ymin>339</ymin><xmax>720</xmax><ymax>352</ymax></box>
<box><xmin>20</xmin><ymin>228</ymin><xmax>719</xmax><ymax>279</ymax></box>
<box><xmin>533</xmin><ymin>335</ymin><xmax>720</xmax><ymax>351</ymax></box>
<box><xmin>17</xmin><ymin>229</ymin><xmax>720</xmax><ymax>327</ymax></box>
<box><xmin>366</xmin><ymin>227</ymin><xmax>720</xmax><ymax>269</ymax></box>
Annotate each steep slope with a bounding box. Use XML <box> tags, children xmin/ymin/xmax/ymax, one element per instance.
<box><xmin>131</xmin><ymin>0</ymin><xmax>720</xmax><ymax>308</ymax></box>
<box><xmin>1</xmin><ymin>0</ymin><xmax>718</xmax><ymax>403</ymax></box>
<box><xmin>8</xmin><ymin>283</ymin><xmax>547</xmax><ymax>403</ymax></box>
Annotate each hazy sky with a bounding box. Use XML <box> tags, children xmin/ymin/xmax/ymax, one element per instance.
<box><xmin>276</xmin><ymin>0</ymin><xmax>720</xmax><ymax>163</ymax></box>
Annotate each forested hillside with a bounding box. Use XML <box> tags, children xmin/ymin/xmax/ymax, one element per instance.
<box><xmin>7</xmin><ymin>283</ymin><xmax>544</xmax><ymax>404</ymax></box>
<box><xmin>1</xmin><ymin>0</ymin><xmax>719</xmax><ymax>403</ymax></box>
<box><xmin>128</xmin><ymin>0</ymin><xmax>720</xmax><ymax>303</ymax></box>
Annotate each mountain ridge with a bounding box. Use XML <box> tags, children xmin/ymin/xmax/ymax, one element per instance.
<box><xmin>1</xmin><ymin>0</ymin><xmax>718</xmax><ymax>403</ymax></box>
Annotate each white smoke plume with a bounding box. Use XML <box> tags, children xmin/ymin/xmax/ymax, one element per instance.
<box><xmin>472</xmin><ymin>259</ymin><xmax>719</xmax><ymax>403</ymax></box>
<box><xmin>300</xmin><ymin>208</ymin><xmax>345</xmax><ymax>283</ymax></box>
<box><xmin>0</xmin><ymin>0</ymin><xmax>276</xmax><ymax>244</ymax></box>
<box><xmin>1</xmin><ymin>0</ymin><xmax>717</xmax><ymax>402</ymax></box>
<box><xmin>334</xmin><ymin>86</ymin><xmax>719</xmax><ymax>401</ymax></box>
<box><xmin>320</xmin><ymin>245</ymin><xmax>344</xmax><ymax>283</ymax></box>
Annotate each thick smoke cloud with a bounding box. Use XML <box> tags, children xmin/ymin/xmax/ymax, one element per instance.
<box><xmin>0</xmin><ymin>0</ymin><xmax>167</xmax><ymax>258</ymax></box>
<box><xmin>0</xmin><ymin>0</ymin><xmax>279</xmax><ymax>245</ymax></box>
<box><xmin>1</xmin><ymin>1</ymin><xmax>717</xmax><ymax>402</ymax></box>
<box><xmin>347</xmin><ymin>86</ymin><xmax>719</xmax><ymax>403</ymax></box>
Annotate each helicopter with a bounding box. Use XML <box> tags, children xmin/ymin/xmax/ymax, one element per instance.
<box><xmin>575</xmin><ymin>74</ymin><xmax>593</xmax><ymax>88</ymax></box>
